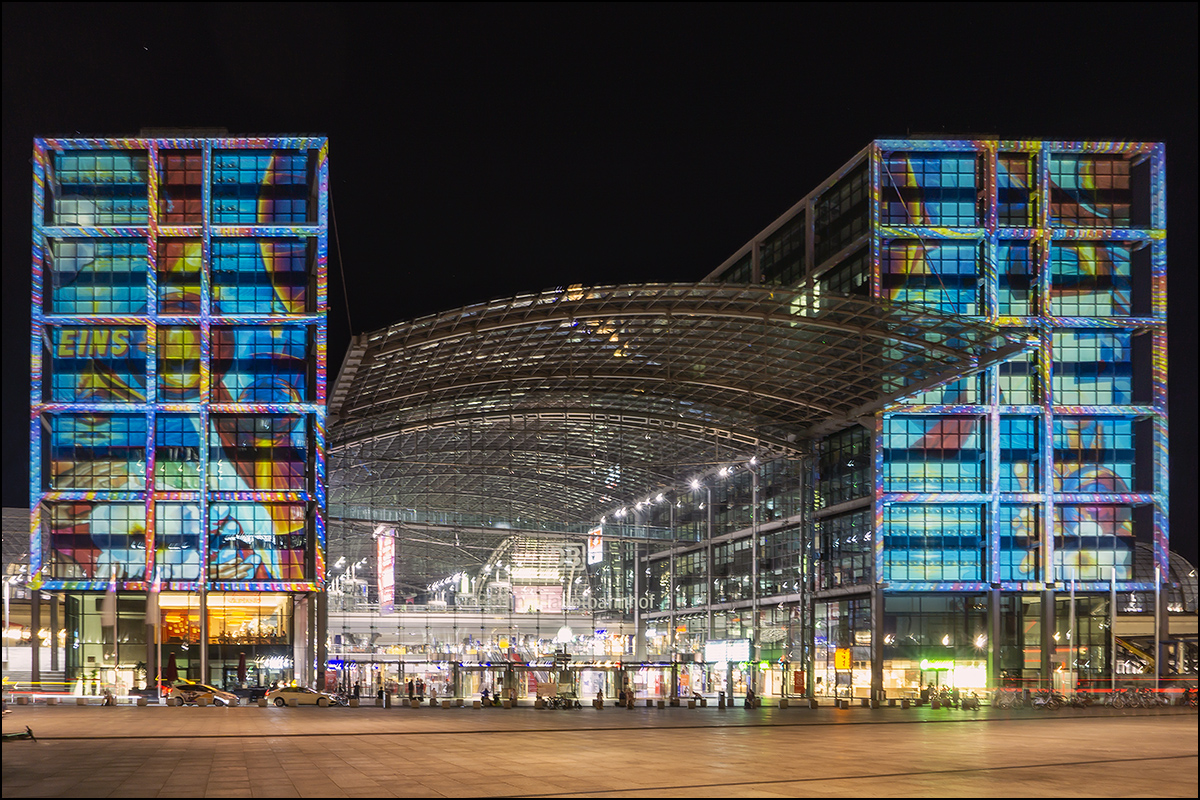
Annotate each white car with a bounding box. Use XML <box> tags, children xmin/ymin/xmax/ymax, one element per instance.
<box><xmin>168</xmin><ymin>682</ymin><xmax>239</xmax><ymax>707</ymax></box>
<box><xmin>265</xmin><ymin>686</ymin><xmax>337</xmax><ymax>707</ymax></box>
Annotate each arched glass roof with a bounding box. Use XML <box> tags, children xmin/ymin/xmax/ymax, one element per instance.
<box><xmin>327</xmin><ymin>283</ymin><xmax>1030</xmax><ymax>588</ymax></box>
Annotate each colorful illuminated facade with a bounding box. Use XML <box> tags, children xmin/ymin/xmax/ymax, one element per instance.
<box><xmin>700</xmin><ymin>138</ymin><xmax>1169</xmax><ymax>698</ymax></box>
<box><xmin>30</xmin><ymin>133</ymin><xmax>328</xmax><ymax>692</ymax></box>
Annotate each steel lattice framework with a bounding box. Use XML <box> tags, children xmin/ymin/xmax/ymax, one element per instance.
<box><xmin>327</xmin><ymin>283</ymin><xmax>1030</xmax><ymax>589</ymax></box>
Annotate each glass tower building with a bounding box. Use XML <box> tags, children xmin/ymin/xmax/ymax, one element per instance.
<box><xmin>29</xmin><ymin>133</ymin><xmax>329</xmax><ymax>693</ymax></box>
<box><xmin>702</xmin><ymin>138</ymin><xmax>1168</xmax><ymax>699</ymax></box>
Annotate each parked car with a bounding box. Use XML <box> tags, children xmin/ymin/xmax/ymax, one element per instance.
<box><xmin>167</xmin><ymin>682</ymin><xmax>240</xmax><ymax>707</ymax></box>
<box><xmin>265</xmin><ymin>686</ymin><xmax>337</xmax><ymax>707</ymax></box>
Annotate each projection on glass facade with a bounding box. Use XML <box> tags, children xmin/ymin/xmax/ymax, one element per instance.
<box><xmin>30</xmin><ymin>134</ymin><xmax>328</xmax><ymax>689</ymax></box>
<box><xmin>705</xmin><ymin>139</ymin><xmax>1168</xmax><ymax>697</ymax></box>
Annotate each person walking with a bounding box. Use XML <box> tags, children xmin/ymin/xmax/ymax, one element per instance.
<box><xmin>407</xmin><ymin>679</ymin><xmax>415</xmax><ymax>701</ymax></box>
<box><xmin>417</xmin><ymin>679</ymin><xmax>425</xmax><ymax>702</ymax></box>
<box><xmin>352</xmin><ymin>681</ymin><xmax>361</xmax><ymax>700</ymax></box>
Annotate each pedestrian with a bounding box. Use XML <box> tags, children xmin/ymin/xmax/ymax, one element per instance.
<box><xmin>417</xmin><ymin>679</ymin><xmax>425</xmax><ymax>701</ymax></box>
<box><xmin>353</xmin><ymin>681</ymin><xmax>361</xmax><ymax>700</ymax></box>
<box><xmin>407</xmin><ymin>679</ymin><xmax>415</xmax><ymax>700</ymax></box>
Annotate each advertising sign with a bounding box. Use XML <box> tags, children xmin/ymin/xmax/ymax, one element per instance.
<box><xmin>704</xmin><ymin>638</ymin><xmax>751</xmax><ymax>663</ymax></box>
<box><xmin>587</xmin><ymin>526</ymin><xmax>603</xmax><ymax>565</ymax></box>
<box><xmin>376</xmin><ymin>526</ymin><xmax>394</xmax><ymax>614</ymax></box>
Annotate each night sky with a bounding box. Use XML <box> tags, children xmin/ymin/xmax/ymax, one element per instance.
<box><xmin>3</xmin><ymin>2</ymin><xmax>1196</xmax><ymax>566</ymax></box>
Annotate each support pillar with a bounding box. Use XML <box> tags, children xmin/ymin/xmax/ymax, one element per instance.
<box><xmin>50</xmin><ymin>593</ymin><xmax>59</xmax><ymax>672</ymax></box>
<box><xmin>317</xmin><ymin>589</ymin><xmax>328</xmax><ymax>693</ymax></box>
<box><xmin>987</xmin><ymin>587</ymin><xmax>1001</xmax><ymax>690</ymax></box>
<box><xmin>870</xmin><ymin>583</ymin><xmax>884</xmax><ymax>703</ymax></box>
<box><xmin>199</xmin><ymin>582</ymin><xmax>209</xmax><ymax>685</ymax></box>
<box><xmin>1040</xmin><ymin>589</ymin><xmax>1055</xmax><ymax>689</ymax></box>
<box><xmin>31</xmin><ymin>589</ymin><xmax>41</xmax><ymax>687</ymax></box>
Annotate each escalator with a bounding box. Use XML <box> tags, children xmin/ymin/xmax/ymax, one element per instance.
<box><xmin>1115</xmin><ymin>636</ymin><xmax>1154</xmax><ymax>673</ymax></box>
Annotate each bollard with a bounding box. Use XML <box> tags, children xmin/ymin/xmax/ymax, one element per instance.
<box><xmin>502</xmin><ymin>699</ymin><xmax>512</xmax><ymax>708</ymax></box>
<box><xmin>137</xmin><ymin>696</ymin><xmax>148</xmax><ymax>706</ymax></box>
<box><xmin>441</xmin><ymin>699</ymin><xmax>450</xmax><ymax>709</ymax></box>
<box><xmin>700</xmin><ymin>697</ymin><xmax>708</xmax><ymax>707</ymax></box>
<box><xmin>901</xmin><ymin>699</ymin><xmax>910</xmax><ymax>709</ymax></box>
<box><xmin>350</xmin><ymin>698</ymin><xmax>360</xmax><ymax>707</ymax></box>
<box><xmin>77</xmin><ymin>697</ymin><xmax>88</xmax><ymax>706</ymax></box>
<box><xmin>456</xmin><ymin>698</ymin><xmax>464</xmax><ymax>706</ymax></box>
<box><xmin>473</xmin><ymin>700</ymin><xmax>482</xmax><ymax>709</ymax></box>
<box><xmin>861</xmin><ymin>698</ymin><xmax>870</xmax><ymax>708</ymax></box>
<box><xmin>931</xmin><ymin>698</ymin><xmax>941</xmax><ymax>709</ymax></box>
<box><xmin>657</xmin><ymin>699</ymin><xmax>665</xmax><ymax>709</ymax></box>
<box><xmin>46</xmin><ymin>697</ymin><xmax>57</xmax><ymax>706</ymax></box>
<box><xmin>779</xmin><ymin>697</ymin><xmax>788</xmax><ymax>709</ymax></box>
<box><xmin>646</xmin><ymin>698</ymin><xmax>653</xmax><ymax>708</ymax></box>
<box><xmin>593</xmin><ymin>698</ymin><xmax>602</xmax><ymax>709</ymax></box>
<box><xmin>870</xmin><ymin>698</ymin><xmax>880</xmax><ymax>709</ymax></box>
<box><xmin>687</xmin><ymin>699</ymin><xmax>696</xmax><ymax>709</ymax></box>
<box><xmin>670</xmin><ymin>698</ymin><xmax>680</xmax><ymax>707</ymax></box>
<box><xmin>808</xmin><ymin>698</ymin><xmax>819</xmax><ymax>708</ymax></box>
<box><xmin>258</xmin><ymin>697</ymin><xmax>268</xmax><ymax>707</ymax></box>
<box><xmin>16</xmin><ymin>697</ymin><xmax>29</xmax><ymax>705</ymax></box>
<box><xmin>410</xmin><ymin>699</ymin><xmax>419</xmax><ymax>709</ymax></box>
<box><xmin>888</xmin><ymin>698</ymin><xmax>897</xmax><ymax>707</ymax></box>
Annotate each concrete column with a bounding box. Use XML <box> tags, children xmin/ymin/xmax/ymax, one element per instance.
<box><xmin>199</xmin><ymin>583</ymin><xmax>209</xmax><ymax>685</ymax></box>
<box><xmin>50</xmin><ymin>593</ymin><xmax>59</xmax><ymax>672</ymax></box>
<box><xmin>705</xmin><ymin>486</ymin><xmax>714</xmax><ymax>640</ymax></box>
<box><xmin>988</xmin><ymin>587</ymin><xmax>1001</xmax><ymax>690</ymax></box>
<box><xmin>1041</xmin><ymin>589</ymin><xmax>1055</xmax><ymax>689</ymax></box>
<box><xmin>871</xmin><ymin>583</ymin><xmax>884</xmax><ymax>702</ymax></box>
<box><xmin>317</xmin><ymin>589</ymin><xmax>328</xmax><ymax>692</ymax></box>
<box><xmin>31</xmin><ymin>589</ymin><xmax>41</xmax><ymax>687</ymax></box>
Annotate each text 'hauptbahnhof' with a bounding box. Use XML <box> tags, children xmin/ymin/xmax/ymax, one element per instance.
<box><xmin>6</xmin><ymin>133</ymin><xmax>1195</xmax><ymax>709</ymax></box>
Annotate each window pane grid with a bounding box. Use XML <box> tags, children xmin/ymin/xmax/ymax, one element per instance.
<box><xmin>49</xmin><ymin>239</ymin><xmax>148</xmax><ymax>315</ymax></box>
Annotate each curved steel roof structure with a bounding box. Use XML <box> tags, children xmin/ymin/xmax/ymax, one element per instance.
<box><xmin>326</xmin><ymin>283</ymin><xmax>1030</xmax><ymax>590</ymax></box>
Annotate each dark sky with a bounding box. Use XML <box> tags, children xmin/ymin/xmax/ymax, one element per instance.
<box><xmin>3</xmin><ymin>2</ymin><xmax>1197</xmax><ymax>566</ymax></box>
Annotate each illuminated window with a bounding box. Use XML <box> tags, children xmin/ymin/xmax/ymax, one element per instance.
<box><xmin>50</xmin><ymin>150</ymin><xmax>149</xmax><ymax>226</ymax></box>
<box><xmin>883</xmin><ymin>504</ymin><xmax>984</xmax><ymax>582</ymax></box>
<box><xmin>157</xmin><ymin>326</ymin><xmax>201</xmax><ymax>402</ymax></box>
<box><xmin>997</xmin><ymin>241</ymin><xmax>1036</xmax><ymax>316</ymax></box>
<box><xmin>212</xmin><ymin>150</ymin><xmax>309</xmax><ymax>224</ymax></box>
<box><xmin>997</xmin><ymin>154</ymin><xmax>1034</xmax><ymax>228</ymax></box>
<box><xmin>998</xmin><ymin>416</ymin><xmax>1038</xmax><ymax>492</ymax></box>
<box><xmin>208</xmin><ymin>503</ymin><xmax>308</xmax><ymax>581</ymax></box>
<box><xmin>998</xmin><ymin>349</ymin><xmax>1038</xmax><ymax>405</ymax></box>
<box><xmin>1053</xmin><ymin>417</ymin><xmax>1134</xmax><ymax>493</ymax></box>
<box><xmin>881</xmin><ymin>153</ymin><xmax>978</xmax><ymax>228</ymax></box>
<box><xmin>155</xmin><ymin>416</ymin><xmax>200</xmax><ymax>491</ymax></box>
<box><xmin>207</xmin><ymin>415</ymin><xmax>308</xmax><ymax>492</ymax></box>
<box><xmin>155</xmin><ymin>503</ymin><xmax>201</xmax><ymax>581</ymax></box>
<box><xmin>48</xmin><ymin>326</ymin><xmax>147</xmax><ymax>403</ymax></box>
<box><xmin>882</xmin><ymin>239</ymin><xmax>979</xmax><ymax>314</ymax></box>
<box><xmin>49</xmin><ymin>413</ymin><xmax>147</xmax><ymax>491</ymax></box>
<box><xmin>159</xmin><ymin>150</ymin><xmax>203</xmax><ymax>224</ymax></box>
<box><xmin>998</xmin><ymin>505</ymin><xmax>1039</xmax><ymax>582</ymax></box>
<box><xmin>1050</xmin><ymin>243</ymin><xmax>1133</xmax><ymax>317</ymax></box>
<box><xmin>48</xmin><ymin>239</ymin><xmax>148</xmax><ymax>315</ymax></box>
<box><xmin>211</xmin><ymin>326</ymin><xmax>308</xmax><ymax>403</ymax></box>
<box><xmin>48</xmin><ymin>502</ymin><xmax>147</xmax><ymax>580</ymax></box>
<box><xmin>1053</xmin><ymin>505</ymin><xmax>1133</xmax><ymax>581</ymax></box>
<box><xmin>883</xmin><ymin>416</ymin><xmax>985</xmax><ymax>492</ymax></box>
<box><xmin>212</xmin><ymin>238</ymin><xmax>310</xmax><ymax>314</ymax></box>
<box><xmin>1051</xmin><ymin>330</ymin><xmax>1131</xmax><ymax>405</ymax></box>
<box><xmin>156</xmin><ymin>238</ymin><xmax>202</xmax><ymax>315</ymax></box>
<box><xmin>1049</xmin><ymin>155</ymin><xmax>1131</xmax><ymax>228</ymax></box>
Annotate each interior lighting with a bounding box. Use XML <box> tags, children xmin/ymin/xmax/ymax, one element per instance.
<box><xmin>690</xmin><ymin>479</ymin><xmax>701</xmax><ymax>490</ymax></box>
<box><xmin>975</xmin><ymin>634</ymin><xmax>986</xmax><ymax>648</ymax></box>
<box><xmin>719</xmin><ymin>467</ymin><xmax>729</xmax><ymax>477</ymax></box>
<box><xmin>655</xmin><ymin>493</ymin><xmax>664</xmax><ymax>503</ymax></box>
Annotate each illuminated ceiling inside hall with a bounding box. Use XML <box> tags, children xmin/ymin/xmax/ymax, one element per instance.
<box><xmin>326</xmin><ymin>283</ymin><xmax>1030</xmax><ymax>590</ymax></box>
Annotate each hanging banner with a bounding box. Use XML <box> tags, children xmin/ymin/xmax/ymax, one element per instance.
<box><xmin>587</xmin><ymin>526</ymin><xmax>603</xmax><ymax>565</ymax></box>
<box><xmin>376</xmin><ymin>526</ymin><xmax>394</xmax><ymax>615</ymax></box>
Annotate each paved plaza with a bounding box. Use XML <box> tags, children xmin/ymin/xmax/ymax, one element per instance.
<box><xmin>2</xmin><ymin>702</ymin><xmax>1195</xmax><ymax>797</ymax></box>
